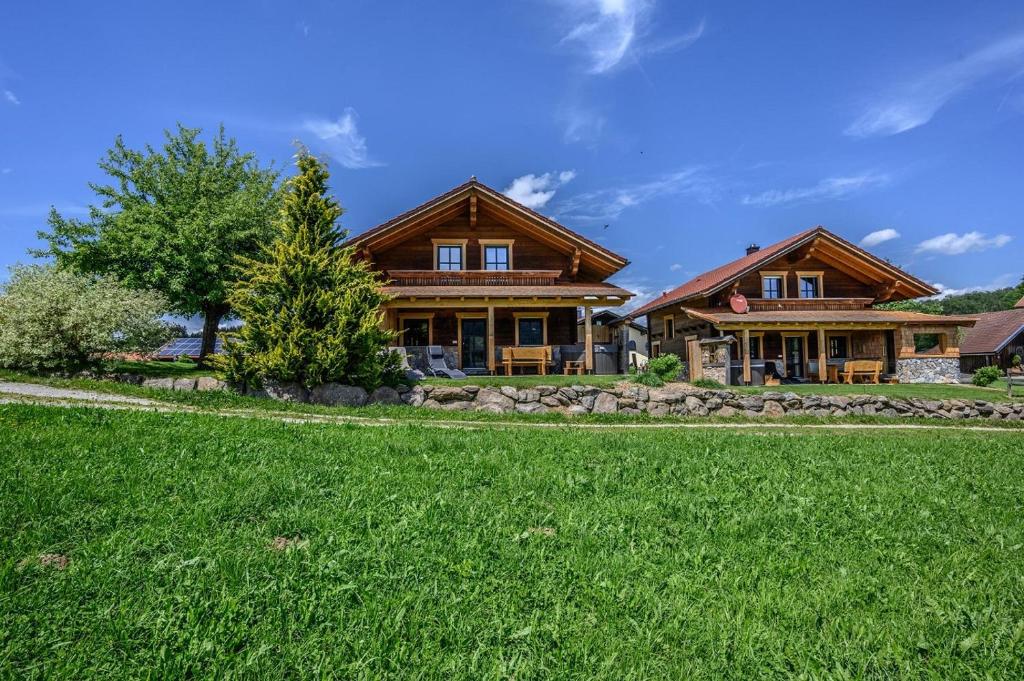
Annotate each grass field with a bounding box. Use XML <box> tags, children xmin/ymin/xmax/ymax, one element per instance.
<box><xmin>2</xmin><ymin>404</ymin><xmax>1022</xmax><ymax>677</ymax></box>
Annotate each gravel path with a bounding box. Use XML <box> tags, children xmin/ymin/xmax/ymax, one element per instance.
<box><xmin>0</xmin><ymin>380</ymin><xmax>1020</xmax><ymax>435</ymax></box>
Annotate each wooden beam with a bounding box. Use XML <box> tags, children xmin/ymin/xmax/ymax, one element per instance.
<box><xmin>817</xmin><ymin>327</ymin><xmax>827</xmax><ymax>383</ymax></box>
<box><xmin>742</xmin><ymin>328</ymin><xmax>751</xmax><ymax>384</ymax></box>
<box><xmin>486</xmin><ymin>306</ymin><xmax>495</xmax><ymax>373</ymax></box>
<box><xmin>811</xmin><ymin>249</ymin><xmax>883</xmax><ymax>286</ymax></box>
<box><xmin>570</xmin><ymin>247</ymin><xmax>582</xmax><ymax>279</ymax></box>
<box><xmin>469</xmin><ymin>193</ymin><xmax>477</xmax><ymax>227</ymax></box>
<box><xmin>584</xmin><ymin>306</ymin><xmax>593</xmax><ymax>372</ymax></box>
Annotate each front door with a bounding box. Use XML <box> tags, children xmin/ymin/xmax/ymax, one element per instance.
<box><xmin>785</xmin><ymin>336</ymin><xmax>805</xmax><ymax>378</ymax></box>
<box><xmin>460</xmin><ymin>318</ymin><xmax>487</xmax><ymax>371</ymax></box>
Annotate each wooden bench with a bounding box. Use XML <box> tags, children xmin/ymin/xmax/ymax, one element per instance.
<box><xmin>563</xmin><ymin>359</ymin><xmax>585</xmax><ymax>376</ymax></box>
<box><xmin>501</xmin><ymin>346</ymin><xmax>552</xmax><ymax>376</ymax></box>
<box><xmin>842</xmin><ymin>359</ymin><xmax>882</xmax><ymax>384</ymax></box>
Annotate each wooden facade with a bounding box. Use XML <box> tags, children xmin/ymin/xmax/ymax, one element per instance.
<box><xmin>634</xmin><ymin>227</ymin><xmax>976</xmax><ymax>384</ymax></box>
<box><xmin>346</xmin><ymin>179</ymin><xmax>633</xmax><ymax>373</ymax></box>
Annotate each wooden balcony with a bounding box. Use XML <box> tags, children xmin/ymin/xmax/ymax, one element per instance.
<box><xmin>385</xmin><ymin>269</ymin><xmax>563</xmax><ymax>286</ymax></box>
<box><xmin>746</xmin><ymin>297</ymin><xmax>873</xmax><ymax>312</ymax></box>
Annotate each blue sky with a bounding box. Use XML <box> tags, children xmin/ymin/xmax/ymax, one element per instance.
<box><xmin>1</xmin><ymin>1</ymin><xmax>1022</xmax><ymax>312</ymax></box>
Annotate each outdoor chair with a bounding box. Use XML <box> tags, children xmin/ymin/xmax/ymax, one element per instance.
<box><xmin>388</xmin><ymin>346</ymin><xmax>424</xmax><ymax>382</ymax></box>
<box><xmin>425</xmin><ymin>345</ymin><xmax>467</xmax><ymax>379</ymax></box>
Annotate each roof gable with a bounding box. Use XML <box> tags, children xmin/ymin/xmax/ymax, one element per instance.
<box><xmin>630</xmin><ymin>226</ymin><xmax>938</xmax><ymax>317</ymax></box>
<box><xmin>345</xmin><ymin>179</ymin><xmax>629</xmax><ymax>279</ymax></box>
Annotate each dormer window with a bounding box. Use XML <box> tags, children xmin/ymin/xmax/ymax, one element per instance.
<box><xmin>480</xmin><ymin>239</ymin><xmax>514</xmax><ymax>271</ymax></box>
<box><xmin>433</xmin><ymin>239</ymin><xmax>467</xmax><ymax>271</ymax></box>
<box><xmin>797</xmin><ymin>271</ymin><xmax>823</xmax><ymax>298</ymax></box>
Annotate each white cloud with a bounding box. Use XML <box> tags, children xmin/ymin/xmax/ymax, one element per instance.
<box><xmin>560</xmin><ymin>104</ymin><xmax>607</xmax><ymax>143</ymax></box>
<box><xmin>1</xmin><ymin>168</ymin><xmax>11</xmax><ymax>175</ymax></box>
<box><xmin>3</xmin><ymin>89</ymin><xmax>19</xmax><ymax>105</ymax></box>
<box><xmin>607</xmin><ymin>277</ymin><xmax>660</xmax><ymax>314</ymax></box>
<box><xmin>741</xmin><ymin>173</ymin><xmax>889</xmax><ymax>207</ymax></box>
<box><xmin>557</xmin><ymin>1</ymin><xmax>703</xmax><ymax>74</ymax></box>
<box><xmin>928</xmin><ymin>273</ymin><xmax>1018</xmax><ymax>299</ymax></box>
<box><xmin>845</xmin><ymin>32</ymin><xmax>1024</xmax><ymax>137</ymax></box>
<box><xmin>503</xmin><ymin>170</ymin><xmax>576</xmax><ymax>209</ymax></box>
<box><xmin>915</xmin><ymin>231</ymin><xmax>1012</xmax><ymax>256</ymax></box>
<box><xmin>859</xmin><ymin>228</ymin><xmax>901</xmax><ymax>248</ymax></box>
<box><xmin>669</xmin><ymin>263</ymin><xmax>683</xmax><ymax>271</ymax></box>
<box><xmin>302</xmin><ymin>108</ymin><xmax>383</xmax><ymax>169</ymax></box>
<box><xmin>557</xmin><ymin>168</ymin><xmax>718</xmax><ymax>221</ymax></box>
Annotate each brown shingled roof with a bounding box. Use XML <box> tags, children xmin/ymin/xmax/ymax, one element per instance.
<box><xmin>630</xmin><ymin>226</ymin><xmax>938</xmax><ymax>318</ymax></box>
<box><xmin>959</xmin><ymin>308</ymin><xmax>1024</xmax><ymax>355</ymax></box>
<box><xmin>382</xmin><ymin>282</ymin><xmax>632</xmax><ymax>300</ymax></box>
<box><xmin>1016</xmin><ymin>295</ymin><xmax>1024</xmax><ymax>309</ymax></box>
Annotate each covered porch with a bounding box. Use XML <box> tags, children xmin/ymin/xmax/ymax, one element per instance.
<box><xmin>683</xmin><ymin>308</ymin><xmax>975</xmax><ymax>385</ymax></box>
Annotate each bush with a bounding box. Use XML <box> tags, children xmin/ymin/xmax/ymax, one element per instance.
<box><xmin>691</xmin><ymin>378</ymin><xmax>725</xmax><ymax>389</ymax></box>
<box><xmin>0</xmin><ymin>264</ymin><xmax>169</xmax><ymax>371</ymax></box>
<box><xmin>972</xmin><ymin>366</ymin><xmax>1002</xmax><ymax>387</ymax></box>
<box><xmin>633</xmin><ymin>353</ymin><xmax>684</xmax><ymax>387</ymax></box>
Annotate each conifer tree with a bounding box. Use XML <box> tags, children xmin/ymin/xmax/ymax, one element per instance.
<box><xmin>220</xmin><ymin>150</ymin><xmax>400</xmax><ymax>390</ymax></box>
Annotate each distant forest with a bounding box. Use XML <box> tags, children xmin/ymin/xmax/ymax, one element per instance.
<box><xmin>877</xmin><ymin>275</ymin><xmax>1024</xmax><ymax>315</ymax></box>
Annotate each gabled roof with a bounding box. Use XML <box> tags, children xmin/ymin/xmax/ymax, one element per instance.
<box><xmin>576</xmin><ymin>309</ymin><xmax>648</xmax><ymax>331</ymax></box>
<box><xmin>960</xmin><ymin>308</ymin><xmax>1024</xmax><ymax>355</ymax></box>
<box><xmin>1016</xmin><ymin>295</ymin><xmax>1024</xmax><ymax>309</ymax></box>
<box><xmin>684</xmin><ymin>308</ymin><xmax>976</xmax><ymax>327</ymax></box>
<box><xmin>630</xmin><ymin>226</ymin><xmax>938</xmax><ymax>318</ymax></box>
<box><xmin>345</xmin><ymin>178</ymin><xmax>629</xmax><ymax>279</ymax></box>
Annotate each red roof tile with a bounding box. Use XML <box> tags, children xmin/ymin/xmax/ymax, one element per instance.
<box><xmin>683</xmin><ymin>308</ymin><xmax>976</xmax><ymax>326</ymax></box>
<box><xmin>959</xmin><ymin>308</ymin><xmax>1024</xmax><ymax>355</ymax></box>
<box><xmin>1016</xmin><ymin>295</ymin><xmax>1024</xmax><ymax>309</ymax></box>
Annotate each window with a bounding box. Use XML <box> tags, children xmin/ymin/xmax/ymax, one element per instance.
<box><xmin>517</xmin><ymin>318</ymin><xmax>545</xmax><ymax>346</ymax></box>
<box><xmin>762</xmin><ymin>276</ymin><xmax>783</xmax><ymax>299</ymax></box>
<box><xmin>748</xmin><ymin>335</ymin><xmax>763</xmax><ymax>360</ymax></box>
<box><xmin>797</xmin><ymin>271</ymin><xmax>823</xmax><ymax>298</ymax></box>
<box><xmin>479</xmin><ymin>239</ymin><xmax>514</xmax><ymax>270</ymax></box>
<box><xmin>651</xmin><ymin>342</ymin><xmax>661</xmax><ymax>358</ymax></box>
<box><xmin>663</xmin><ymin>315</ymin><xmax>675</xmax><ymax>340</ymax></box>
<box><xmin>483</xmin><ymin>246</ymin><xmax>509</xmax><ymax>270</ymax></box>
<box><xmin>399</xmin><ymin>314</ymin><xmax>433</xmax><ymax>346</ymax></box>
<box><xmin>759</xmin><ymin>271</ymin><xmax>788</xmax><ymax>298</ymax></box>
<box><xmin>913</xmin><ymin>333</ymin><xmax>944</xmax><ymax>355</ymax></box>
<box><xmin>827</xmin><ymin>335</ymin><xmax>849</xmax><ymax>359</ymax></box>
<box><xmin>437</xmin><ymin>245</ymin><xmax>462</xmax><ymax>270</ymax></box>
<box><xmin>432</xmin><ymin>239</ymin><xmax>467</xmax><ymax>271</ymax></box>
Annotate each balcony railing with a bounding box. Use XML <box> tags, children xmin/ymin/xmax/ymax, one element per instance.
<box><xmin>385</xmin><ymin>269</ymin><xmax>563</xmax><ymax>286</ymax></box>
<box><xmin>746</xmin><ymin>297</ymin><xmax>873</xmax><ymax>311</ymax></box>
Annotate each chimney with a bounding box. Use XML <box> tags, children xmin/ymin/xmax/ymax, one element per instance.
<box><xmin>745</xmin><ymin>243</ymin><xmax>760</xmax><ymax>256</ymax></box>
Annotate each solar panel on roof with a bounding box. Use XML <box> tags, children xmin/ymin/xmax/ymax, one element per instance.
<box><xmin>154</xmin><ymin>337</ymin><xmax>224</xmax><ymax>359</ymax></box>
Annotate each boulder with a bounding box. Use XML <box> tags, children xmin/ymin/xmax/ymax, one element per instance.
<box><xmin>516</xmin><ymin>402</ymin><xmax>549</xmax><ymax>414</ymax></box>
<box><xmin>266</xmin><ymin>381</ymin><xmax>310</xmax><ymax>403</ymax></box>
<box><xmin>581</xmin><ymin>395</ymin><xmax>597</xmax><ymax>410</ymax></box>
<box><xmin>566</xmin><ymin>404</ymin><xmax>589</xmax><ymax>416</ymax></box>
<box><xmin>536</xmin><ymin>385</ymin><xmax>556</xmax><ymax>397</ymax></box>
<box><xmin>430</xmin><ymin>386</ymin><xmax>472</xmax><ymax>403</ymax></box>
<box><xmin>684</xmin><ymin>396</ymin><xmax>709</xmax><ymax>416</ymax></box>
<box><xmin>195</xmin><ymin>376</ymin><xmax>226</xmax><ymax>392</ymax></box>
<box><xmin>541</xmin><ymin>396</ymin><xmax>564</xmax><ymax>408</ymax></box>
<box><xmin>738</xmin><ymin>396</ymin><xmax>764</xmax><ymax>411</ymax></box>
<box><xmin>762</xmin><ymin>400</ymin><xmax>785</xmax><ymax>417</ymax></box>
<box><xmin>368</xmin><ymin>386</ymin><xmax>402</xmax><ymax>405</ymax></box>
<box><xmin>517</xmin><ymin>389</ymin><xmax>541</xmax><ymax>404</ymax></box>
<box><xmin>499</xmin><ymin>385</ymin><xmax>519</xmax><ymax>400</ymax></box>
<box><xmin>439</xmin><ymin>400</ymin><xmax>474</xmax><ymax>411</ymax></box>
<box><xmin>717</xmin><ymin>405</ymin><xmax>737</xmax><ymax>417</ymax></box>
<box><xmin>173</xmin><ymin>377</ymin><xmax>197</xmax><ymax>391</ymax></box>
<box><xmin>648</xmin><ymin>402</ymin><xmax>670</xmax><ymax>417</ymax></box>
<box><xmin>591</xmin><ymin>392</ymin><xmax>618</xmax><ymax>414</ymax></box>
<box><xmin>309</xmin><ymin>383</ymin><xmax>367</xmax><ymax>406</ymax></box>
<box><xmin>402</xmin><ymin>386</ymin><xmax>426</xmax><ymax>407</ymax></box>
<box><xmin>476</xmin><ymin>388</ymin><xmax>515</xmax><ymax>412</ymax></box>
<box><xmin>142</xmin><ymin>377</ymin><xmax>175</xmax><ymax>391</ymax></box>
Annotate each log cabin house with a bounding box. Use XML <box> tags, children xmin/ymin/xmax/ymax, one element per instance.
<box><xmin>630</xmin><ymin>227</ymin><xmax>977</xmax><ymax>384</ymax></box>
<box><xmin>345</xmin><ymin>178</ymin><xmax>634</xmax><ymax>374</ymax></box>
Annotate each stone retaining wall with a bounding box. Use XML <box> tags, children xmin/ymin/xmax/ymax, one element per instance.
<box><xmin>896</xmin><ymin>357</ymin><xmax>960</xmax><ymax>384</ymax></box>
<box><xmin>400</xmin><ymin>382</ymin><xmax>1024</xmax><ymax>421</ymax></box>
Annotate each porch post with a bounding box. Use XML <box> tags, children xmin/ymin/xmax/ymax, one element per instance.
<box><xmin>742</xmin><ymin>328</ymin><xmax>751</xmax><ymax>385</ymax></box>
<box><xmin>584</xmin><ymin>306</ymin><xmax>593</xmax><ymax>373</ymax></box>
<box><xmin>486</xmin><ymin>306</ymin><xmax>496</xmax><ymax>374</ymax></box>
<box><xmin>817</xmin><ymin>327</ymin><xmax>827</xmax><ymax>383</ymax></box>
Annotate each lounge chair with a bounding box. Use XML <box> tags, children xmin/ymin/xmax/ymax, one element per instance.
<box><xmin>426</xmin><ymin>345</ymin><xmax>466</xmax><ymax>379</ymax></box>
<box><xmin>389</xmin><ymin>347</ymin><xmax>424</xmax><ymax>381</ymax></box>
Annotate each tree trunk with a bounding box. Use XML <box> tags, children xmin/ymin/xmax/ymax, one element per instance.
<box><xmin>198</xmin><ymin>305</ymin><xmax>226</xmax><ymax>365</ymax></box>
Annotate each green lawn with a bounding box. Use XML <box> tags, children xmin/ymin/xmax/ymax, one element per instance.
<box><xmin>423</xmin><ymin>373</ymin><xmax>623</xmax><ymax>388</ymax></box>
<box><xmin>103</xmin><ymin>358</ymin><xmax>217</xmax><ymax>378</ymax></box>
<box><xmin>2</xmin><ymin>404</ymin><xmax>1022</xmax><ymax>677</ymax></box>
<box><xmin>733</xmin><ymin>380</ymin><xmax>1016</xmax><ymax>402</ymax></box>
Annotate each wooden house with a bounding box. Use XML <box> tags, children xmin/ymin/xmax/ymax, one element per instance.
<box><xmin>575</xmin><ymin>310</ymin><xmax>649</xmax><ymax>369</ymax></box>
<box><xmin>630</xmin><ymin>227</ymin><xmax>977</xmax><ymax>384</ymax></box>
<box><xmin>959</xmin><ymin>296</ymin><xmax>1024</xmax><ymax>372</ymax></box>
<box><xmin>345</xmin><ymin>178</ymin><xmax>633</xmax><ymax>374</ymax></box>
